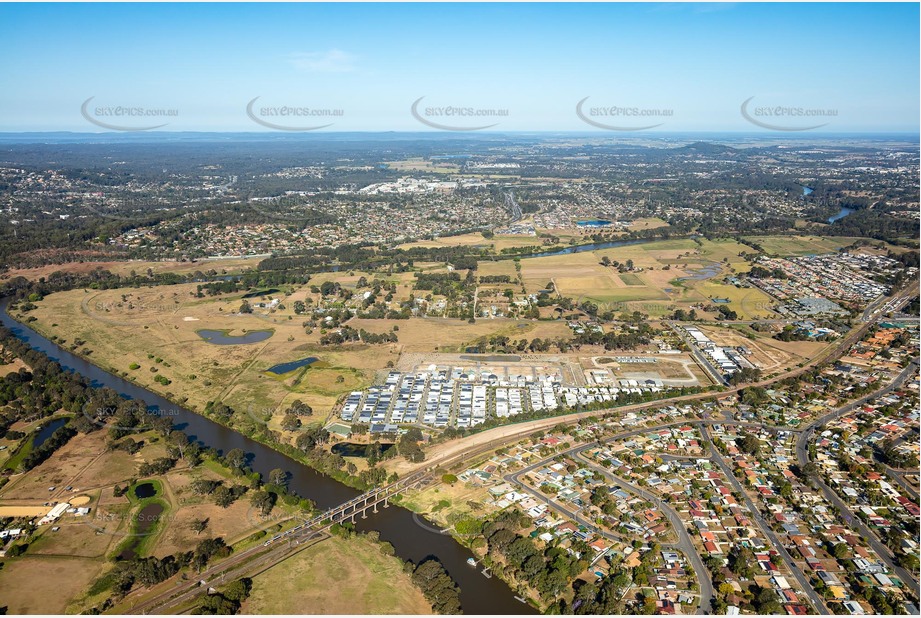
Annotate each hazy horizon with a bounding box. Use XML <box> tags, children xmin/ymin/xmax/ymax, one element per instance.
<box><xmin>1</xmin><ymin>2</ymin><xmax>918</xmax><ymax>133</ymax></box>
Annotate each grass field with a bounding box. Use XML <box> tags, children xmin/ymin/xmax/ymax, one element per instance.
<box><xmin>242</xmin><ymin>533</ymin><xmax>431</xmax><ymax>614</ymax></box>
<box><xmin>514</xmin><ymin>238</ymin><xmax>775</xmax><ymax>319</ymax></box>
<box><xmin>0</xmin><ymin>555</ymin><xmax>104</xmax><ymax>614</ymax></box>
<box><xmin>0</xmin><ymin>255</ymin><xmax>262</xmax><ymax>282</ymax></box>
<box><xmin>399</xmin><ymin>231</ymin><xmax>546</xmax><ymax>252</ymax></box>
<box><xmin>743</xmin><ymin>235</ymin><xmax>867</xmax><ymax>256</ymax></box>
<box><xmin>0</xmin><ymin>420</ymin><xmax>314</xmax><ymax>613</ymax></box>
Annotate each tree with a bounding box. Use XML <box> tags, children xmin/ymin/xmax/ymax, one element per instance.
<box><xmin>213</xmin><ymin>486</ymin><xmax>235</xmax><ymax>508</ymax></box>
<box><xmin>251</xmin><ymin>490</ymin><xmax>276</xmax><ymax>516</ymax></box>
<box><xmin>224</xmin><ymin>448</ymin><xmax>246</xmax><ymax>471</ymax></box>
<box><xmin>286</xmin><ymin>400</ymin><xmax>312</xmax><ymax>417</ymax></box>
<box><xmin>239</xmin><ymin>300</ymin><xmax>253</xmax><ymax>314</ymax></box>
<box><xmin>738</xmin><ymin>433</ymin><xmax>760</xmax><ymax>455</ymax></box>
<box><xmin>268</xmin><ymin>468</ymin><xmax>287</xmax><ymax>488</ymax></box>
<box><xmin>191</xmin><ymin>518</ymin><xmax>209</xmax><ymax>535</ymax></box>
<box><xmin>412</xmin><ymin>559</ymin><xmax>462</xmax><ymax>615</ymax></box>
<box><xmin>222</xmin><ymin>578</ymin><xmax>253</xmax><ymax>603</ymax></box>
<box><xmin>280</xmin><ymin>414</ymin><xmax>301</xmax><ymax>432</ymax></box>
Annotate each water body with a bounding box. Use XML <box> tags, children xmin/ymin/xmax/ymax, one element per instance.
<box><xmin>802</xmin><ymin>186</ymin><xmax>814</xmax><ymax>196</ymax></box>
<box><xmin>134</xmin><ymin>482</ymin><xmax>157</xmax><ymax>499</ymax></box>
<box><xmin>266</xmin><ymin>357</ymin><xmax>317</xmax><ymax>375</ymax></box>
<box><xmin>242</xmin><ymin>288</ymin><xmax>280</xmax><ymax>299</ymax></box>
<box><xmin>828</xmin><ymin>207</ymin><xmax>855</xmax><ymax>224</ymax></box>
<box><xmin>331</xmin><ymin>442</ymin><xmax>396</xmax><ymax>458</ymax></box>
<box><xmin>517</xmin><ymin>237</ymin><xmax>650</xmax><ymax>260</ymax></box>
<box><xmin>676</xmin><ymin>263</ymin><xmax>722</xmax><ymax>282</ymax></box>
<box><xmin>197</xmin><ymin>329</ymin><xmax>273</xmax><ymax>345</ymax></box>
<box><xmin>118</xmin><ymin>502</ymin><xmax>165</xmax><ymax>561</ymax></box>
<box><xmin>0</xmin><ymin>299</ymin><xmax>531</xmax><ymax>615</ymax></box>
<box><xmin>576</xmin><ymin>219</ymin><xmax>611</xmax><ymax>227</ymax></box>
<box><xmin>32</xmin><ymin>417</ymin><xmax>69</xmax><ymax>449</ymax></box>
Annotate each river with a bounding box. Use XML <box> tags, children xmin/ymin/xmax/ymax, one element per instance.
<box><xmin>827</xmin><ymin>207</ymin><xmax>855</xmax><ymax>224</ymax></box>
<box><xmin>514</xmin><ymin>237</ymin><xmax>651</xmax><ymax>260</ymax></box>
<box><xmin>0</xmin><ymin>298</ymin><xmax>533</xmax><ymax>615</ymax></box>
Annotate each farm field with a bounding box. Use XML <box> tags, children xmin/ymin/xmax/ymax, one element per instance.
<box><xmin>518</xmin><ymin>237</ymin><xmax>775</xmax><ymax>319</ymax></box>
<box><xmin>19</xmin><ymin>283</ymin><xmax>371</xmax><ymax>420</ymax></box>
<box><xmin>0</xmin><ymin>421</ymin><xmax>306</xmax><ymax>614</ymax></box>
<box><xmin>15</xmin><ymin>235</ymin><xmax>795</xmax><ymax>427</ymax></box>
<box><xmin>0</xmin><ymin>555</ymin><xmax>103</xmax><ymax>614</ymax></box>
<box><xmin>19</xmin><ymin>282</ymin><xmax>572</xmax><ymax>427</ymax></box>
<box><xmin>242</xmin><ymin>533</ymin><xmax>432</xmax><ymax>615</ymax></box>
<box><xmin>399</xmin><ymin>231</ymin><xmax>546</xmax><ymax>252</ymax></box>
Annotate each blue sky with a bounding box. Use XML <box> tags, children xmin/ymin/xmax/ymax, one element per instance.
<box><xmin>0</xmin><ymin>2</ymin><xmax>917</xmax><ymax>132</ymax></box>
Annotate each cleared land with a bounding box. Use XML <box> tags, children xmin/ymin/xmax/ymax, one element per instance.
<box><xmin>242</xmin><ymin>533</ymin><xmax>432</xmax><ymax>615</ymax></box>
<box><xmin>0</xmin><ymin>555</ymin><xmax>103</xmax><ymax>614</ymax></box>
<box><xmin>696</xmin><ymin>324</ymin><xmax>834</xmax><ymax>374</ymax></box>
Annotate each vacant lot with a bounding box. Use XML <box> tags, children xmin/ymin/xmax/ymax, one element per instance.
<box><xmin>0</xmin><ymin>555</ymin><xmax>104</xmax><ymax>614</ymax></box>
<box><xmin>243</xmin><ymin>534</ymin><xmax>431</xmax><ymax>614</ymax></box>
<box><xmin>697</xmin><ymin>324</ymin><xmax>832</xmax><ymax>374</ymax></box>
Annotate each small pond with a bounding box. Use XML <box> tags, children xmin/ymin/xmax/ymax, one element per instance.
<box><xmin>266</xmin><ymin>357</ymin><xmax>318</xmax><ymax>374</ymax></box>
<box><xmin>197</xmin><ymin>329</ymin><xmax>273</xmax><ymax>345</ymax></box>
<box><xmin>134</xmin><ymin>482</ymin><xmax>157</xmax><ymax>499</ymax></box>
<box><xmin>33</xmin><ymin>417</ymin><xmax>69</xmax><ymax>449</ymax></box>
<box><xmin>676</xmin><ymin>263</ymin><xmax>722</xmax><ymax>282</ymax></box>
<box><xmin>242</xmin><ymin>288</ymin><xmax>280</xmax><ymax>299</ymax></box>
<box><xmin>331</xmin><ymin>442</ymin><xmax>396</xmax><ymax>458</ymax></box>
<box><xmin>118</xmin><ymin>502</ymin><xmax>164</xmax><ymax>561</ymax></box>
<box><xmin>576</xmin><ymin>219</ymin><xmax>612</xmax><ymax>227</ymax></box>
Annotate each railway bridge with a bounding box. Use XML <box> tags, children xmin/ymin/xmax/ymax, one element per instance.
<box><xmin>261</xmin><ymin>469</ymin><xmax>433</xmax><ymax>547</ymax></box>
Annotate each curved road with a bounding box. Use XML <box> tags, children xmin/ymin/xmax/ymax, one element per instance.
<box><xmin>571</xmin><ymin>450</ymin><xmax>714</xmax><ymax>614</ymax></box>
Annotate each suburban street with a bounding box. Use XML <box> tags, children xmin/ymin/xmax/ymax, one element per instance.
<box><xmin>699</xmin><ymin>425</ymin><xmax>830</xmax><ymax>615</ymax></box>
<box><xmin>572</xmin><ymin>450</ymin><xmax>715</xmax><ymax>614</ymax></box>
<box><xmin>794</xmin><ymin>360</ymin><xmax>921</xmax><ymax>596</ymax></box>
